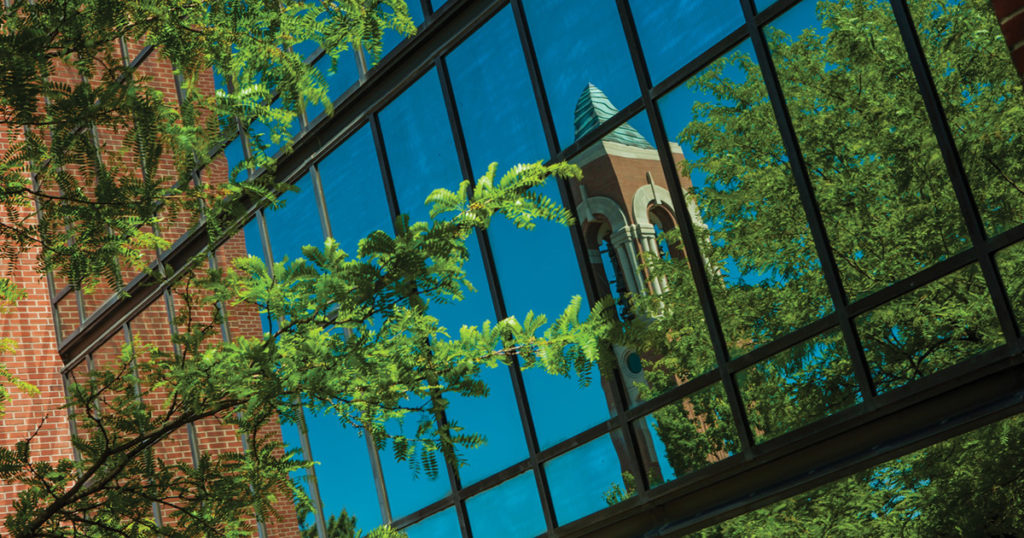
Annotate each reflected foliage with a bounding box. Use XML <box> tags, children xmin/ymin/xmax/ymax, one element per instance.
<box><xmin>739</xmin><ymin>332</ymin><xmax>858</xmax><ymax>442</ymax></box>
<box><xmin>623</xmin><ymin>0</ymin><xmax>1024</xmax><ymax>532</ymax></box>
<box><xmin>695</xmin><ymin>415</ymin><xmax>1024</xmax><ymax>537</ymax></box>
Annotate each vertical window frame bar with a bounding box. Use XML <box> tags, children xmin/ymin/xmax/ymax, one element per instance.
<box><xmin>738</xmin><ymin>0</ymin><xmax>880</xmax><ymax>405</ymax></box>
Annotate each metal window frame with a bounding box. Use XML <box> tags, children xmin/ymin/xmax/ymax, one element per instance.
<box><xmin>51</xmin><ymin>0</ymin><xmax>1024</xmax><ymax>536</ymax></box>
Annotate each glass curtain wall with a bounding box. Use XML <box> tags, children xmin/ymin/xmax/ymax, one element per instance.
<box><xmin>225</xmin><ymin>0</ymin><xmax>1024</xmax><ymax>535</ymax></box>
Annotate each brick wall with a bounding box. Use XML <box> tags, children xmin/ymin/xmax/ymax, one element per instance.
<box><xmin>0</xmin><ymin>37</ymin><xmax>300</xmax><ymax>535</ymax></box>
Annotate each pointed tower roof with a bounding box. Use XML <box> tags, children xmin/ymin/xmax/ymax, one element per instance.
<box><xmin>573</xmin><ymin>83</ymin><xmax>654</xmax><ymax>150</ymax></box>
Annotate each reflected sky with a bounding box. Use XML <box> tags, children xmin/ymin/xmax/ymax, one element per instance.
<box><xmin>403</xmin><ymin>506</ymin><xmax>460</xmax><ymax>538</ymax></box>
<box><xmin>466</xmin><ymin>471</ymin><xmax>546</xmax><ymax>537</ymax></box>
<box><xmin>304</xmin><ymin>412</ymin><xmax>384</xmax><ymax>532</ymax></box>
<box><xmin>545</xmin><ymin>434</ymin><xmax>627</xmax><ymax>525</ymax></box>
<box><xmin>446</xmin><ymin>6</ymin><xmax>613</xmax><ymax>451</ymax></box>
<box><xmin>317</xmin><ymin>125</ymin><xmax>392</xmax><ymax>253</ymax></box>
<box><xmin>628</xmin><ymin>0</ymin><xmax>744</xmax><ymax>86</ymax></box>
<box><xmin>522</xmin><ymin>0</ymin><xmax>638</xmax><ymax>149</ymax></box>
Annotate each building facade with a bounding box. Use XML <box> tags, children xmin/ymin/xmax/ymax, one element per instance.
<box><xmin>4</xmin><ymin>0</ymin><xmax>1024</xmax><ymax>536</ymax></box>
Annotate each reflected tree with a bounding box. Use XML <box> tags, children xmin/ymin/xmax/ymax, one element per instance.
<box><xmin>622</xmin><ymin>0</ymin><xmax>1024</xmax><ymax>531</ymax></box>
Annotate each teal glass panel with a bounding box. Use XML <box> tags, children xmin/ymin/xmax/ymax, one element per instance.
<box><xmin>303</xmin><ymin>411</ymin><xmax>383</xmax><ymax>535</ymax></box>
<box><xmin>466</xmin><ymin>471</ymin><xmax>546</xmax><ymax>537</ymax></box>
<box><xmin>317</xmin><ymin>125</ymin><xmax>392</xmax><ymax>253</ymax></box>
<box><xmin>262</xmin><ymin>173</ymin><xmax>324</xmax><ymax>264</ymax></box>
<box><xmin>627</xmin><ymin>0</ymin><xmax>744</xmax><ymax>85</ymax></box>
<box><xmin>522</xmin><ymin>0</ymin><xmax>639</xmax><ymax>149</ymax></box>
<box><xmin>403</xmin><ymin>507</ymin><xmax>460</xmax><ymax>538</ymax></box>
<box><xmin>544</xmin><ymin>433</ymin><xmax>629</xmax><ymax>525</ymax></box>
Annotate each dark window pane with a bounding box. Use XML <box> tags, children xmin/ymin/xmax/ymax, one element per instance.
<box><xmin>318</xmin><ymin>125</ymin><xmax>392</xmax><ymax>253</ymax></box>
<box><xmin>377</xmin><ymin>70</ymin><xmax>478</xmax><ymax>515</ymax></box>
<box><xmin>738</xmin><ymin>330</ymin><xmax>860</xmax><ymax>443</ymax></box>
<box><xmin>544</xmin><ymin>433</ymin><xmax>629</xmax><ymax>525</ymax></box>
<box><xmin>858</xmin><ymin>263</ymin><xmax>1004</xmax><ymax>393</ymax></box>
<box><xmin>465</xmin><ymin>471</ymin><xmax>546</xmax><ymax>537</ymax></box>
<box><xmin>627</xmin><ymin>0</ymin><xmax>744</xmax><ymax>86</ymax></box>
<box><xmin>224</xmin><ymin>136</ymin><xmax>244</xmax><ymax>176</ymax></box>
<box><xmin>657</xmin><ymin>40</ymin><xmax>832</xmax><ymax>357</ymax></box>
<box><xmin>767</xmin><ymin>0</ymin><xmax>969</xmax><ymax>300</ymax></box>
<box><xmin>450</xmin><ymin>365</ymin><xmax>528</xmax><ymax>486</ymax></box>
<box><xmin>403</xmin><ymin>507</ymin><xmax>460</xmax><ymax>538</ymax></box>
<box><xmin>906</xmin><ymin>0</ymin><xmax>1024</xmax><ymax>237</ymax></box>
<box><xmin>996</xmin><ymin>240</ymin><xmax>1024</xmax><ymax>332</ymax></box>
<box><xmin>280</xmin><ymin>408</ymin><xmax>316</xmax><ymax>534</ymax></box>
<box><xmin>634</xmin><ymin>382</ymin><xmax>738</xmax><ymax>488</ymax></box>
<box><xmin>377</xmin><ymin>70</ymin><xmax>459</xmax><ymax>225</ymax></box>
<box><xmin>522</xmin><ymin>0</ymin><xmax>639</xmax><ymax>149</ymax></box>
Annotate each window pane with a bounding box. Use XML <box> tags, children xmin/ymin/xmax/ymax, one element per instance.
<box><xmin>544</xmin><ymin>433</ymin><xmax>629</xmax><ymax>525</ymax></box>
<box><xmin>627</xmin><ymin>0</ymin><xmax>744</xmax><ymax>86</ymax></box>
<box><xmin>633</xmin><ymin>382</ymin><xmax>738</xmax><ymax>488</ymax></box>
<box><xmin>439</xmin><ymin>12</ymin><xmax>538</xmax><ymax>483</ymax></box>
<box><xmin>318</xmin><ymin>125</ymin><xmax>392</xmax><ymax>253</ymax></box>
<box><xmin>767</xmin><ymin>0</ymin><xmax>969</xmax><ymax>300</ymax></box>
<box><xmin>522</xmin><ymin>0</ymin><xmax>639</xmax><ymax>149</ymax></box>
<box><xmin>378</xmin><ymin>66</ymin><xmax>495</xmax><ymax>332</ymax></box>
<box><xmin>465</xmin><ymin>471</ymin><xmax>546</xmax><ymax>537</ymax></box>
<box><xmin>376</xmin><ymin>1</ymin><xmax>424</xmax><ymax>62</ymax></box>
<box><xmin>446</xmin><ymin>6</ymin><xmax>609</xmax><ymax>450</ymax></box>
<box><xmin>858</xmin><ymin>263</ymin><xmax>1004</xmax><ymax>393</ymax></box>
<box><xmin>377</xmin><ymin>71</ymin><xmax>471</xmax><ymax>516</ymax></box>
<box><xmin>262</xmin><ymin>173</ymin><xmax>324</xmax><ymax>264</ymax></box>
<box><xmin>906</xmin><ymin>0</ymin><xmax>1024</xmax><ymax>237</ymax></box>
<box><xmin>738</xmin><ymin>330</ymin><xmax>860</xmax><ymax>443</ymax></box>
<box><xmin>403</xmin><ymin>507</ymin><xmax>460</xmax><ymax>538</ymax></box>
<box><xmin>303</xmin><ymin>412</ymin><xmax>383</xmax><ymax>534</ymax></box>
<box><xmin>377</xmin><ymin>408</ymin><xmax>452</xmax><ymax>519</ymax></box>
<box><xmin>657</xmin><ymin>40</ymin><xmax>832</xmax><ymax>358</ymax></box>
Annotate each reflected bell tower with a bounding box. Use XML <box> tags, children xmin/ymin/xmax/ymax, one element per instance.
<box><xmin>567</xmin><ymin>84</ymin><xmax>694</xmax><ymax>489</ymax></box>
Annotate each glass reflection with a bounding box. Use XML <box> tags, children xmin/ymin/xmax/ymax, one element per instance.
<box><xmin>465</xmin><ymin>472</ymin><xmax>546</xmax><ymax>537</ymax></box>
<box><xmin>627</xmin><ymin>0</ymin><xmax>744</xmax><ymax>86</ymax></box>
<box><xmin>858</xmin><ymin>263</ymin><xmax>1004</xmax><ymax>393</ymax></box>
<box><xmin>996</xmin><ymin>241</ymin><xmax>1024</xmax><ymax>333</ymax></box>
<box><xmin>306</xmin><ymin>50</ymin><xmax>361</xmax><ymax>123</ymax></box>
<box><xmin>544</xmin><ymin>434</ymin><xmax>627</xmax><ymax>525</ymax></box>
<box><xmin>377</xmin><ymin>408</ymin><xmax>452</xmax><ymax>519</ymax></box>
<box><xmin>738</xmin><ymin>330</ymin><xmax>859</xmax><ymax>443</ymax></box>
<box><xmin>635</xmin><ymin>382</ymin><xmax>738</xmax><ymax>488</ymax></box>
<box><xmin>403</xmin><ymin>506</ymin><xmax>459</xmax><ymax>538</ymax></box>
<box><xmin>906</xmin><ymin>0</ymin><xmax>1024</xmax><ymax>237</ymax></box>
<box><xmin>377</xmin><ymin>70</ymin><xmax>466</xmax><ymax>515</ymax></box>
<box><xmin>767</xmin><ymin>0</ymin><xmax>968</xmax><ymax>300</ymax></box>
<box><xmin>522</xmin><ymin>0</ymin><xmax>639</xmax><ymax>149</ymax></box>
<box><xmin>657</xmin><ymin>40</ymin><xmax>831</xmax><ymax>359</ymax></box>
<box><xmin>302</xmin><ymin>410</ymin><xmax>384</xmax><ymax>537</ymax></box>
<box><xmin>446</xmin><ymin>7</ymin><xmax>610</xmax><ymax>452</ymax></box>
<box><xmin>317</xmin><ymin>126</ymin><xmax>392</xmax><ymax>253</ymax></box>
<box><xmin>262</xmin><ymin>173</ymin><xmax>325</xmax><ymax>264</ymax></box>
